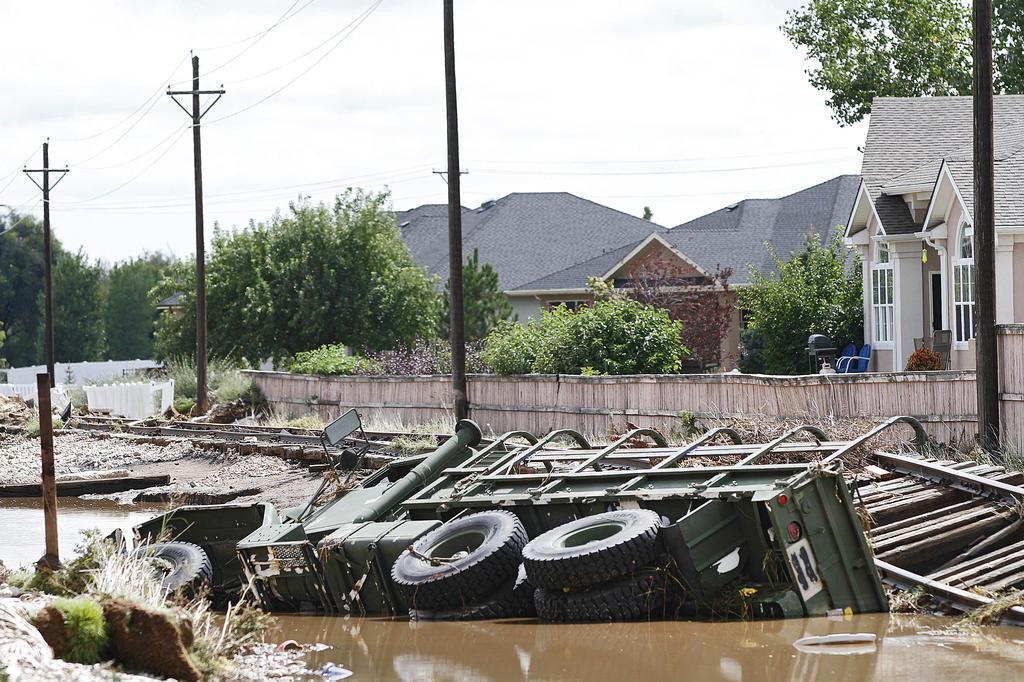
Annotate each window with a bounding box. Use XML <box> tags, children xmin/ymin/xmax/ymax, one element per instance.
<box><xmin>547</xmin><ymin>299</ymin><xmax>587</xmax><ymax>311</ymax></box>
<box><xmin>871</xmin><ymin>242</ymin><xmax>894</xmax><ymax>344</ymax></box>
<box><xmin>953</xmin><ymin>221</ymin><xmax>975</xmax><ymax>343</ymax></box>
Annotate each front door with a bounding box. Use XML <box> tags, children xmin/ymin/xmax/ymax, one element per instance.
<box><xmin>930</xmin><ymin>272</ymin><xmax>943</xmax><ymax>332</ymax></box>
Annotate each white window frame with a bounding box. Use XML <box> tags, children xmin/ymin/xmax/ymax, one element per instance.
<box><xmin>952</xmin><ymin>220</ymin><xmax>975</xmax><ymax>345</ymax></box>
<box><xmin>871</xmin><ymin>241</ymin><xmax>895</xmax><ymax>347</ymax></box>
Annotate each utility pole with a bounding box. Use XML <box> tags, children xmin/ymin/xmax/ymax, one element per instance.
<box><xmin>443</xmin><ymin>0</ymin><xmax>469</xmax><ymax>421</ymax></box>
<box><xmin>23</xmin><ymin>141</ymin><xmax>69</xmax><ymax>388</ymax></box>
<box><xmin>36</xmin><ymin>373</ymin><xmax>59</xmax><ymax>568</ymax></box>
<box><xmin>974</xmin><ymin>0</ymin><xmax>999</xmax><ymax>451</ymax></box>
<box><xmin>168</xmin><ymin>55</ymin><xmax>224</xmax><ymax>415</ymax></box>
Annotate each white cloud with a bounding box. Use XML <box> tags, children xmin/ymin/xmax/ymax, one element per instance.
<box><xmin>0</xmin><ymin>0</ymin><xmax>865</xmax><ymax>263</ymax></box>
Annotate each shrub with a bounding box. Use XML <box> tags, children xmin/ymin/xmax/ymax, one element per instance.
<box><xmin>50</xmin><ymin>597</ymin><xmax>110</xmax><ymax>664</ymax></box>
<box><xmin>737</xmin><ymin>327</ymin><xmax>766</xmax><ymax>374</ymax></box>
<box><xmin>288</xmin><ymin>344</ymin><xmax>377</xmax><ymax>376</ymax></box>
<box><xmin>905</xmin><ymin>347</ymin><xmax>942</xmax><ymax>371</ymax></box>
<box><xmin>360</xmin><ymin>337</ymin><xmax>487</xmax><ymax>375</ymax></box>
<box><xmin>165</xmin><ymin>356</ymin><xmax>263</xmax><ymax>406</ymax></box>
<box><xmin>483</xmin><ymin>295</ymin><xmax>687</xmax><ymax>375</ymax></box>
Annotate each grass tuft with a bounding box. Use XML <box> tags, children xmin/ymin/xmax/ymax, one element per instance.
<box><xmin>51</xmin><ymin>597</ymin><xmax>109</xmax><ymax>664</ymax></box>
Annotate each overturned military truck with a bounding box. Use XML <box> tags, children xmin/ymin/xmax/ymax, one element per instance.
<box><xmin>134</xmin><ymin>411</ymin><xmax>902</xmax><ymax>622</ymax></box>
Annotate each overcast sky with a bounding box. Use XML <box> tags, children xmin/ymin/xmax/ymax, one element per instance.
<box><xmin>0</xmin><ymin>0</ymin><xmax>867</xmax><ymax>264</ymax></box>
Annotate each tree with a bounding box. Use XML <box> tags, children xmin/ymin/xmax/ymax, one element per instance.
<box><xmin>482</xmin><ymin>282</ymin><xmax>687</xmax><ymax>375</ymax></box>
<box><xmin>105</xmin><ymin>254</ymin><xmax>171</xmax><ymax>360</ymax></box>
<box><xmin>0</xmin><ymin>320</ymin><xmax>6</xmax><ymax>368</ymax></box>
<box><xmin>49</xmin><ymin>249</ymin><xmax>107</xmax><ymax>363</ymax></box>
<box><xmin>153</xmin><ymin>190</ymin><xmax>440</xmax><ymax>364</ymax></box>
<box><xmin>738</xmin><ymin>230</ymin><xmax>863</xmax><ymax>375</ymax></box>
<box><xmin>782</xmin><ymin>0</ymin><xmax>974</xmax><ymax>125</ymax></box>
<box><xmin>626</xmin><ymin>255</ymin><xmax>734</xmax><ymax>369</ymax></box>
<box><xmin>439</xmin><ymin>248</ymin><xmax>514</xmax><ymax>340</ymax></box>
<box><xmin>0</xmin><ymin>212</ymin><xmax>46</xmax><ymax>367</ymax></box>
<box><xmin>642</xmin><ymin>206</ymin><xmax>653</xmax><ymax>221</ymax></box>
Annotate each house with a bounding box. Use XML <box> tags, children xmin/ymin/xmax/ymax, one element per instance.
<box><xmin>398</xmin><ymin>180</ymin><xmax>857</xmax><ymax>368</ymax></box>
<box><xmin>395</xmin><ymin>193</ymin><xmax>663</xmax><ymax>321</ymax></box>
<box><xmin>845</xmin><ymin>96</ymin><xmax>1024</xmax><ymax>372</ymax></box>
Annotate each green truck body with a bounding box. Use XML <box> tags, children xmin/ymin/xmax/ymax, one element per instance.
<box><xmin>136</xmin><ymin>416</ymin><xmax>901</xmax><ymax>620</ymax></box>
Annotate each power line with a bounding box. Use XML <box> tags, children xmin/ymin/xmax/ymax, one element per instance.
<box><xmin>62</xmin><ymin>127</ymin><xmax>189</xmax><ymax>205</ymax></box>
<box><xmin>0</xmin><ymin>149</ymin><xmax>43</xmax><ymax>192</ymax></box>
<box><xmin>469</xmin><ymin>156</ymin><xmax>853</xmax><ymax>177</ymax></box>
<box><xmin>61</xmin><ymin>164</ymin><xmax>432</xmax><ymax>209</ymax></box>
<box><xmin>195</xmin><ymin>0</ymin><xmax>317</xmax><ymax>51</ymax></box>
<box><xmin>205</xmin><ymin>0</ymin><xmax>384</xmax><ymax>125</ymax></box>
<box><xmin>53</xmin><ymin>53</ymin><xmax>190</xmax><ymax>144</ymax></box>
<box><xmin>68</xmin><ymin>92</ymin><xmax>169</xmax><ymax>167</ymax></box>
<box><xmin>219</xmin><ymin>0</ymin><xmax>379</xmax><ymax>86</ymax></box>
<box><xmin>463</xmin><ymin>146</ymin><xmax>858</xmax><ymax>166</ymax></box>
<box><xmin>75</xmin><ymin>124</ymin><xmax>190</xmax><ymax>171</ymax></box>
<box><xmin>171</xmin><ymin>0</ymin><xmax>314</xmax><ymax>86</ymax></box>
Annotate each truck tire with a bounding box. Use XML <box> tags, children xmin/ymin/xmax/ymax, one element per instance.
<box><xmin>409</xmin><ymin>564</ymin><xmax>536</xmax><ymax>621</ymax></box>
<box><xmin>135</xmin><ymin>542</ymin><xmax>213</xmax><ymax>593</ymax></box>
<box><xmin>522</xmin><ymin>509</ymin><xmax>663</xmax><ymax>589</ymax></box>
<box><xmin>391</xmin><ymin>510</ymin><xmax>528</xmax><ymax>612</ymax></box>
<box><xmin>534</xmin><ymin>569</ymin><xmax>678</xmax><ymax>622</ymax></box>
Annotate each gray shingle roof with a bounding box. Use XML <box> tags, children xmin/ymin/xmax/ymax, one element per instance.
<box><xmin>862</xmin><ymin>95</ymin><xmax>1024</xmax><ymax>234</ymax></box>
<box><xmin>663</xmin><ymin>175</ymin><xmax>860</xmax><ymax>285</ymax></box>
<box><xmin>513</xmin><ymin>240</ymin><xmax>644</xmax><ymax>291</ymax></box>
<box><xmin>396</xmin><ymin>193</ymin><xmax>664</xmax><ymax>292</ymax></box>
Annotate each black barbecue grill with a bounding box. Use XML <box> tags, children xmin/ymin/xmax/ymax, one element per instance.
<box><xmin>807</xmin><ymin>334</ymin><xmax>836</xmax><ymax>373</ymax></box>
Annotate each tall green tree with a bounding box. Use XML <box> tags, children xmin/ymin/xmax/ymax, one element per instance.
<box><xmin>105</xmin><ymin>254</ymin><xmax>171</xmax><ymax>360</ymax></box>
<box><xmin>50</xmin><ymin>249</ymin><xmax>107</xmax><ymax>363</ymax></box>
<box><xmin>738</xmin><ymin>230</ymin><xmax>862</xmax><ymax>375</ymax></box>
<box><xmin>0</xmin><ymin>213</ymin><xmax>46</xmax><ymax>366</ymax></box>
<box><xmin>439</xmin><ymin>248</ymin><xmax>514</xmax><ymax>340</ymax></box>
<box><xmin>153</xmin><ymin>190</ymin><xmax>440</xmax><ymax>364</ymax></box>
<box><xmin>782</xmin><ymin>0</ymin><xmax>1006</xmax><ymax>125</ymax></box>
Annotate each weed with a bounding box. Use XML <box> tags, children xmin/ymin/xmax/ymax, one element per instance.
<box><xmin>388</xmin><ymin>434</ymin><xmax>439</xmax><ymax>455</ymax></box>
<box><xmin>50</xmin><ymin>597</ymin><xmax>110</xmax><ymax>664</ymax></box>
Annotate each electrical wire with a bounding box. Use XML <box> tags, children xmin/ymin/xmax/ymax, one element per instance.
<box><xmin>75</xmin><ymin>124</ymin><xmax>190</xmax><ymax>171</ymax></box>
<box><xmin>205</xmin><ymin>0</ymin><xmax>384</xmax><ymax>125</ymax></box>
<box><xmin>53</xmin><ymin>53</ymin><xmax>189</xmax><ymax>144</ymax></box>
<box><xmin>463</xmin><ymin>146</ymin><xmax>858</xmax><ymax>166</ymax></box>
<box><xmin>469</xmin><ymin>156</ymin><xmax>853</xmax><ymax>177</ymax></box>
<box><xmin>62</xmin><ymin>164</ymin><xmax>432</xmax><ymax>210</ymax></box>
<box><xmin>219</xmin><ymin>0</ymin><xmax>379</xmax><ymax>86</ymax></box>
<box><xmin>0</xmin><ymin>201</ymin><xmax>43</xmax><ymax>233</ymax></box>
<box><xmin>67</xmin><ymin>93</ymin><xmax>169</xmax><ymax>167</ymax></box>
<box><xmin>62</xmin><ymin>127</ymin><xmax>189</xmax><ymax>206</ymax></box>
<box><xmin>170</xmin><ymin>0</ymin><xmax>315</xmax><ymax>87</ymax></box>
<box><xmin>194</xmin><ymin>0</ymin><xmax>315</xmax><ymax>52</ymax></box>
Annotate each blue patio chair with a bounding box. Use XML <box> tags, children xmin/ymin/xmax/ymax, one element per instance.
<box><xmin>837</xmin><ymin>344</ymin><xmax>872</xmax><ymax>373</ymax></box>
<box><xmin>834</xmin><ymin>343</ymin><xmax>856</xmax><ymax>373</ymax></box>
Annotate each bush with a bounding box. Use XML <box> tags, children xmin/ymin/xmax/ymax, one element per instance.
<box><xmin>48</xmin><ymin>597</ymin><xmax>110</xmax><ymax>664</ymax></box>
<box><xmin>288</xmin><ymin>344</ymin><xmax>377</xmax><ymax>376</ymax></box>
<box><xmin>483</xmin><ymin>295</ymin><xmax>687</xmax><ymax>375</ymax></box>
<box><xmin>905</xmin><ymin>347</ymin><xmax>942</xmax><ymax>371</ymax></box>
<box><xmin>737</xmin><ymin>327</ymin><xmax>766</xmax><ymax>374</ymax></box>
<box><xmin>360</xmin><ymin>337</ymin><xmax>487</xmax><ymax>375</ymax></box>
<box><xmin>164</xmin><ymin>356</ymin><xmax>263</xmax><ymax>406</ymax></box>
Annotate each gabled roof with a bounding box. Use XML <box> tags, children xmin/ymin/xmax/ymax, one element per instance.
<box><xmin>396</xmin><ymin>193</ymin><xmax>665</xmax><ymax>293</ymax></box>
<box><xmin>663</xmin><ymin>175</ymin><xmax>860</xmax><ymax>284</ymax></box>
<box><xmin>859</xmin><ymin>95</ymin><xmax>1024</xmax><ymax>235</ymax></box>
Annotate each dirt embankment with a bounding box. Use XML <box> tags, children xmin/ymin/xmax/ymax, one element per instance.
<box><xmin>0</xmin><ymin>430</ymin><xmax>323</xmax><ymax>509</ymax></box>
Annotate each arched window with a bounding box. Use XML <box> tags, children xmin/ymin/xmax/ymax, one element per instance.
<box><xmin>871</xmin><ymin>241</ymin><xmax>894</xmax><ymax>344</ymax></box>
<box><xmin>953</xmin><ymin>221</ymin><xmax>975</xmax><ymax>342</ymax></box>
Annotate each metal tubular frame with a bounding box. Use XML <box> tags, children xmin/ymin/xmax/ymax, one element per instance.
<box><xmin>819</xmin><ymin>415</ymin><xmax>929</xmax><ymax>467</ymax></box>
<box><xmin>571</xmin><ymin>428</ymin><xmax>669</xmax><ymax>473</ymax></box>
<box><xmin>613</xmin><ymin>427</ymin><xmax>744</xmax><ymax>494</ymax></box>
<box><xmin>485</xmin><ymin>428</ymin><xmax>591</xmax><ymax>476</ymax></box>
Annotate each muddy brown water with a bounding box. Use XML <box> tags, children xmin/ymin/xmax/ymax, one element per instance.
<box><xmin>272</xmin><ymin>612</ymin><xmax>1024</xmax><ymax>681</ymax></box>
<box><xmin>0</xmin><ymin>498</ymin><xmax>165</xmax><ymax>569</ymax></box>
<box><xmin>4</xmin><ymin>502</ymin><xmax>1024</xmax><ymax>680</ymax></box>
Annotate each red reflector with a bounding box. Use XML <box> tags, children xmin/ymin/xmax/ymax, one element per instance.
<box><xmin>787</xmin><ymin>521</ymin><xmax>802</xmax><ymax>542</ymax></box>
<box><xmin>777</xmin><ymin>494</ymin><xmax>788</xmax><ymax>506</ymax></box>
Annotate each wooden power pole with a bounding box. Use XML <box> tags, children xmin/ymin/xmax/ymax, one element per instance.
<box><xmin>23</xmin><ymin>142</ymin><xmax>69</xmax><ymax>388</ymax></box>
<box><xmin>444</xmin><ymin>0</ymin><xmax>469</xmax><ymax>421</ymax></box>
<box><xmin>36</xmin><ymin>372</ymin><xmax>59</xmax><ymax>568</ymax></box>
<box><xmin>974</xmin><ymin>0</ymin><xmax>1000</xmax><ymax>451</ymax></box>
<box><xmin>168</xmin><ymin>55</ymin><xmax>224</xmax><ymax>414</ymax></box>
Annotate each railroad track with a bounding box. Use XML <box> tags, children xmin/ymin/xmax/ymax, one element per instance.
<box><xmin>860</xmin><ymin>451</ymin><xmax>1024</xmax><ymax>624</ymax></box>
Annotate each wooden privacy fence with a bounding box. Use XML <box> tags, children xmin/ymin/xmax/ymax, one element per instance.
<box><xmin>244</xmin><ymin>326</ymin><xmax>1024</xmax><ymax>448</ymax></box>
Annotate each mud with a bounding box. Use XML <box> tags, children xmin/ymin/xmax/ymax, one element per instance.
<box><xmin>268</xmin><ymin>612</ymin><xmax>1024</xmax><ymax>681</ymax></box>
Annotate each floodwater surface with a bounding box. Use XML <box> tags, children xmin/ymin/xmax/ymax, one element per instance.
<box><xmin>0</xmin><ymin>497</ymin><xmax>163</xmax><ymax>569</ymax></box>
<box><xmin>272</xmin><ymin>612</ymin><xmax>1024</xmax><ymax>681</ymax></box>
